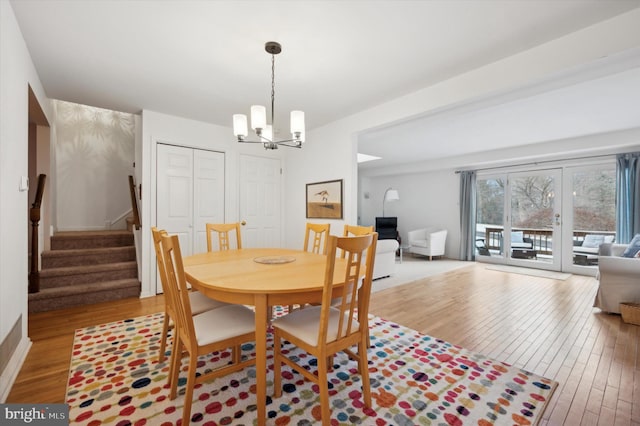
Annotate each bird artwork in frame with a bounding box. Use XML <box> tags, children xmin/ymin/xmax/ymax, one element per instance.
<box><xmin>306</xmin><ymin>179</ymin><xmax>343</xmax><ymax>219</ymax></box>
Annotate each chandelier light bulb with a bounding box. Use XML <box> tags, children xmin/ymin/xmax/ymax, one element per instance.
<box><xmin>250</xmin><ymin>105</ymin><xmax>266</xmax><ymax>131</ymax></box>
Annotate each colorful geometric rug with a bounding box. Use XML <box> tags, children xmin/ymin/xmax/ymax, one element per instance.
<box><xmin>66</xmin><ymin>310</ymin><xmax>557</xmax><ymax>425</ymax></box>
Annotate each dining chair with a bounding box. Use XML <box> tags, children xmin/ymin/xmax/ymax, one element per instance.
<box><xmin>341</xmin><ymin>224</ymin><xmax>374</xmax><ymax>258</ymax></box>
<box><xmin>206</xmin><ymin>222</ymin><xmax>242</xmax><ymax>251</ymax></box>
<box><xmin>343</xmin><ymin>224</ymin><xmax>374</xmax><ymax>237</ymax></box>
<box><xmin>160</xmin><ymin>233</ymin><xmax>256</xmax><ymax>426</ymax></box>
<box><xmin>303</xmin><ymin>222</ymin><xmax>331</xmax><ymax>255</ymax></box>
<box><xmin>289</xmin><ymin>222</ymin><xmax>332</xmax><ymax>313</ymax></box>
<box><xmin>151</xmin><ymin>227</ymin><xmax>230</xmax><ymax>363</ymax></box>
<box><xmin>272</xmin><ymin>232</ymin><xmax>378</xmax><ymax>425</ymax></box>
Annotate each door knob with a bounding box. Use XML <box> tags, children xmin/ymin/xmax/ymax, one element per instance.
<box><xmin>241</xmin><ymin>220</ymin><xmax>247</xmax><ymax>226</ymax></box>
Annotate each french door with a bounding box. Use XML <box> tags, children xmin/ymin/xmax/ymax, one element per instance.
<box><xmin>476</xmin><ymin>169</ymin><xmax>562</xmax><ymax>271</ymax></box>
<box><xmin>476</xmin><ymin>161</ymin><xmax>616</xmax><ymax>274</ymax></box>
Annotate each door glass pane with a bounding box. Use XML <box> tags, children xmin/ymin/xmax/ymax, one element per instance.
<box><xmin>476</xmin><ymin>177</ymin><xmax>505</xmax><ymax>257</ymax></box>
<box><xmin>571</xmin><ymin>167</ymin><xmax>616</xmax><ymax>266</ymax></box>
<box><xmin>510</xmin><ymin>175</ymin><xmax>555</xmax><ymax>263</ymax></box>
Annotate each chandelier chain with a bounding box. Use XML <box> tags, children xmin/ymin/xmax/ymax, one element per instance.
<box><xmin>271</xmin><ymin>53</ymin><xmax>275</xmax><ymax>128</ymax></box>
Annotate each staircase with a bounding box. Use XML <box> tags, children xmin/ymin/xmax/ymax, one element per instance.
<box><xmin>28</xmin><ymin>230</ymin><xmax>140</xmax><ymax>313</ymax></box>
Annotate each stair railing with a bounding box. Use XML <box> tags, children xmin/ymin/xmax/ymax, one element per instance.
<box><xmin>29</xmin><ymin>174</ymin><xmax>47</xmax><ymax>294</ymax></box>
<box><xmin>128</xmin><ymin>175</ymin><xmax>141</xmax><ymax>230</ymax></box>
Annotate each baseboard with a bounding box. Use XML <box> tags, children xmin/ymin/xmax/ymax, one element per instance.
<box><xmin>0</xmin><ymin>337</ymin><xmax>32</xmax><ymax>403</ymax></box>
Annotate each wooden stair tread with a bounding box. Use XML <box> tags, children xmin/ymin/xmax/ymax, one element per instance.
<box><xmin>39</xmin><ymin>261</ymin><xmax>137</xmax><ymax>277</ymax></box>
<box><xmin>42</xmin><ymin>246</ymin><xmax>134</xmax><ymax>257</ymax></box>
<box><xmin>28</xmin><ymin>279</ymin><xmax>140</xmax><ymax>300</ymax></box>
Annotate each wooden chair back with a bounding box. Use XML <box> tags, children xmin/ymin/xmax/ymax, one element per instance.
<box><xmin>160</xmin><ymin>234</ymin><xmax>196</xmax><ymax>349</ymax></box>
<box><xmin>341</xmin><ymin>224</ymin><xmax>374</xmax><ymax>258</ymax></box>
<box><xmin>303</xmin><ymin>222</ymin><xmax>331</xmax><ymax>254</ymax></box>
<box><xmin>322</xmin><ymin>233</ymin><xmax>378</xmax><ymax>343</ymax></box>
<box><xmin>343</xmin><ymin>224</ymin><xmax>374</xmax><ymax>237</ymax></box>
<box><xmin>206</xmin><ymin>222</ymin><xmax>242</xmax><ymax>251</ymax></box>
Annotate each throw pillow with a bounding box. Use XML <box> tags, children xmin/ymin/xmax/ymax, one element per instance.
<box><xmin>582</xmin><ymin>234</ymin><xmax>605</xmax><ymax>248</ymax></box>
<box><xmin>511</xmin><ymin>231</ymin><xmax>524</xmax><ymax>243</ymax></box>
<box><xmin>622</xmin><ymin>234</ymin><xmax>640</xmax><ymax>258</ymax></box>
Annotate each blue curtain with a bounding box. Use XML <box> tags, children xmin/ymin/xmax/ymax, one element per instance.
<box><xmin>459</xmin><ymin>170</ymin><xmax>476</xmax><ymax>261</ymax></box>
<box><xmin>616</xmin><ymin>152</ymin><xmax>640</xmax><ymax>244</ymax></box>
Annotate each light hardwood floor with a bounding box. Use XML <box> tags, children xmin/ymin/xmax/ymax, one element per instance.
<box><xmin>7</xmin><ymin>263</ymin><xmax>639</xmax><ymax>425</ymax></box>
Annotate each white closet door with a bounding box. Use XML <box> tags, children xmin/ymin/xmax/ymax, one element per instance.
<box><xmin>157</xmin><ymin>144</ymin><xmax>194</xmax><ymax>256</ymax></box>
<box><xmin>193</xmin><ymin>149</ymin><xmax>225</xmax><ymax>253</ymax></box>
<box><xmin>239</xmin><ymin>155</ymin><xmax>281</xmax><ymax>248</ymax></box>
<box><xmin>157</xmin><ymin>144</ymin><xmax>225</xmax><ymax>293</ymax></box>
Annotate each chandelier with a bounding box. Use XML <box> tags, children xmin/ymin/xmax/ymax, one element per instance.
<box><xmin>233</xmin><ymin>41</ymin><xmax>305</xmax><ymax>149</ymax></box>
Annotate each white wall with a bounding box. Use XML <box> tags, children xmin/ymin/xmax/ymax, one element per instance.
<box><xmin>0</xmin><ymin>1</ymin><xmax>52</xmax><ymax>401</ymax></box>
<box><xmin>283</xmin><ymin>9</ymin><xmax>640</xmax><ymax>252</ymax></box>
<box><xmin>139</xmin><ymin>110</ymin><xmax>286</xmax><ymax>298</ymax></box>
<box><xmin>53</xmin><ymin>100</ymin><xmax>135</xmax><ymax>231</ymax></box>
<box><xmin>360</xmin><ymin>170</ymin><xmax>460</xmax><ymax>258</ymax></box>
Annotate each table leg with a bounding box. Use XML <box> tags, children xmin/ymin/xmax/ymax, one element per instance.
<box><xmin>254</xmin><ymin>294</ymin><xmax>268</xmax><ymax>426</ymax></box>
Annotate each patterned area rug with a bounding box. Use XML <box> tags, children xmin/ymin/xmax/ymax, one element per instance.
<box><xmin>66</xmin><ymin>310</ymin><xmax>557</xmax><ymax>425</ymax></box>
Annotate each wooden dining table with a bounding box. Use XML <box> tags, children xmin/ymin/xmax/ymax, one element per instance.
<box><xmin>183</xmin><ymin>247</ymin><xmax>350</xmax><ymax>426</ymax></box>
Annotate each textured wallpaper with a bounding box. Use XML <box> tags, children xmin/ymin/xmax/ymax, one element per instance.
<box><xmin>54</xmin><ymin>100</ymin><xmax>135</xmax><ymax>231</ymax></box>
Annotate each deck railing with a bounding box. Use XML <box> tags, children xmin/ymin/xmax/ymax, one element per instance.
<box><xmin>481</xmin><ymin>226</ymin><xmax>616</xmax><ymax>255</ymax></box>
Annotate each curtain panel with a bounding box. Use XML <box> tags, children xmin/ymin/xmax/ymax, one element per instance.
<box><xmin>616</xmin><ymin>152</ymin><xmax>640</xmax><ymax>244</ymax></box>
<box><xmin>459</xmin><ymin>170</ymin><xmax>476</xmax><ymax>261</ymax></box>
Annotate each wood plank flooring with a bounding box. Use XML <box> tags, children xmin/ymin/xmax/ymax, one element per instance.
<box><xmin>7</xmin><ymin>263</ymin><xmax>640</xmax><ymax>425</ymax></box>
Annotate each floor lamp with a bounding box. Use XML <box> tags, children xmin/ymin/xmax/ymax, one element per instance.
<box><xmin>382</xmin><ymin>187</ymin><xmax>400</xmax><ymax>217</ymax></box>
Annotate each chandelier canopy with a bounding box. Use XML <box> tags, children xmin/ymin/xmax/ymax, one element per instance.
<box><xmin>233</xmin><ymin>41</ymin><xmax>305</xmax><ymax>150</ymax></box>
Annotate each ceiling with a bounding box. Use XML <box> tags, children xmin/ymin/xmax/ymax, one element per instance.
<box><xmin>10</xmin><ymin>0</ymin><xmax>640</xmax><ymax>169</ymax></box>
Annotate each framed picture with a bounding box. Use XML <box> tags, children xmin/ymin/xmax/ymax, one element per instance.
<box><xmin>306</xmin><ymin>179</ymin><xmax>343</xmax><ymax>219</ymax></box>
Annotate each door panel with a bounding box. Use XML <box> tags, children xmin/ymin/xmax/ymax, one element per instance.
<box><xmin>157</xmin><ymin>144</ymin><xmax>193</xmax><ymax>254</ymax></box>
<box><xmin>240</xmin><ymin>155</ymin><xmax>281</xmax><ymax>248</ymax></box>
<box><xmin>507</xmin><ymin>170</ymin><xmax>561</xmax><ymax>270</ymax></box>
<box><xmin>156</xmin><ymin>144</ymin><xmax>225</xmax><ymax>293</ymax></box>
<box><xmin>193</xmin><ymin>150</ymin><xmax>225</xmax><ymax>254</ymax></box>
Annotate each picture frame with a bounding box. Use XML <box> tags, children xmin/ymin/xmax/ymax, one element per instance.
<box><xmin>306</xmin><ymin>179</ymin><xmax>343</xmax><ymax>219</ymax></box>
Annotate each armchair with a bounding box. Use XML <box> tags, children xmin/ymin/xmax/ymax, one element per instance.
<box><xmin>593</xmin><ymin>243</ymin><xmax>640</xmax><ymax>314</ymax></box>
<box><xmin>407</xmin><ymin>228</ymin><xmax>447</xmax><ymax>260</ymax></box>
<box><xmin>375</xmin><ymin>217</ymin><xmax>399</xmax><ymax>241</ymax></box>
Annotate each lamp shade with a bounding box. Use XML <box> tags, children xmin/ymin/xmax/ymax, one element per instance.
<box><xmin>233</xmin><ymin>114</ymin><xmax>248</xmax><ymax>137</ymax></box>
<box><xmin>384</xmin><ymin>189</ymin><xmax>400</xmax><ymax>202</ymax></box>
<box><xmin>250</xmin><ymin>105</ymin><xmax>266</xmax><ymax>130</ymax></box>
<box><xmin>290</xmin><ymin>110</ymin><xmax>305</xmax><ymax>134</ymax></box>
<box><xmin>262</xmin><ymin>125</ymin><xmax>273</xmax><ymax>142</ymax></box>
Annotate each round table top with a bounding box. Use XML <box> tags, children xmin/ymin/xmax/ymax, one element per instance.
<box><xmin>183</xmin><ymin>248</ymin><xmax>342</xmax><ymax>295</ymax></box>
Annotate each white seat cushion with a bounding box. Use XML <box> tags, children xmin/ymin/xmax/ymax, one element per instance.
<box><xmin>192</xmin><ymin>305</ymin><xmax>255</xmax><ymax>346</ymax></box>
<box><xmin>411</xmin><ymin>239</ymin><xmax>429</xmax><ymax>248</ymax></box>
<box><xmin>189</xmin><ymin>291</ymin><xmax>229</xmax><ymax>315</ymax></box>
<box><xmin>272</xmin><ymin>306</ymin><xmax>359</xmax><ymax>346</ymax></box>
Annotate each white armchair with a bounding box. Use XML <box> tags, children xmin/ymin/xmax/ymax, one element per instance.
<box><xmin>594</xmin><ymin>243</ymin><xmax>640</xmax><ymax>314</ymax></box>
<box><xmin>407</xmin><ymin>228</ymin><xmax>447</xmax><ymax>260</ymax></box>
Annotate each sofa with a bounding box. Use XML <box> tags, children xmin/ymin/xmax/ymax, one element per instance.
<box><xmin>593</xmin><ymin>243</ymin><xmax>640</xmax><ymax>314</ymax></box>
<box><xmin>373</xmin><ymin>238</ymin><xmax>399</xmax><ymax>280</ymax></box>
<box><xmin>407</xmin><ymin>228</ymin><xmax>447</xmax><ymax>260</ymax></box>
